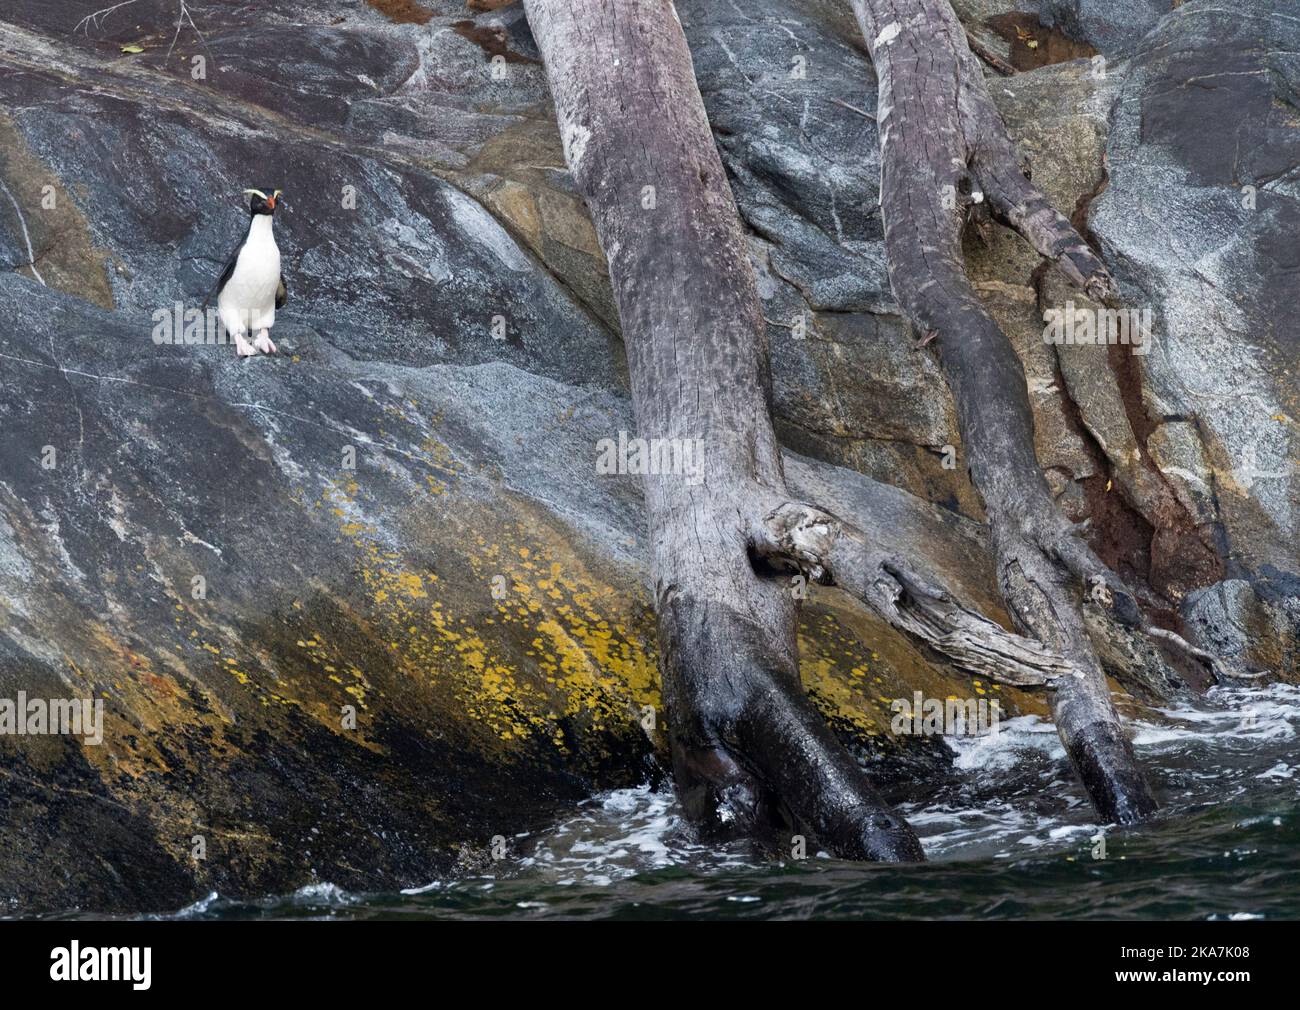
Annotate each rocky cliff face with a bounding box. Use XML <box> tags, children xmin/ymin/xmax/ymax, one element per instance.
<box><xmin>0</xmin><ymin>0</ymin><xmax>1294</xmax><ymax>913</ymax></box>
<box><xmin>1090</xmin><ymin>1</ymin><xmax>1300</xmax><ymax>672</ymax></box>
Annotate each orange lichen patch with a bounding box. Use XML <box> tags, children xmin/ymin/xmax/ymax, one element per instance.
<box><xmin>419</xmin><ymin>435</ymin><xmax>461</xmax><ymax>496</ymax></box>
<box><xmin>0</xmin><ymin>112</ymin><xmax>115</xmax><ymax>307</ymax></box>
<box><xmin>457</xmin><ymin>519</ymin><xmax>660</xmax><ymax>725</ymax></box>
<box><xmin>67</xmin><ymin>629</ymin><xmax>235</xmax><ymax>780</ymax></box>
<box><xmin>364</xmin><ymin>0</ymin><xmax>433</xmax><ymax>25</ymax></box>
<box><xmin>451</xmin><ymin>20</ymin><xmax>540</xmax><ymax>65</ymax></box>
<box><xmin>286</xmin><ymin>628</ymin><xmax>377</xmax><ymax>719</ymax></box>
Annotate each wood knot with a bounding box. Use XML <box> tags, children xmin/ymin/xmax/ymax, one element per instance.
<box><xmin>755</xmin><ymin>502</ymin><xmax>841</xmax><ymax>584</ymax></box>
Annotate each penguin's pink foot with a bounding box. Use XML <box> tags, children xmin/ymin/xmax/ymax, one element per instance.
<box><xmin>234</xmin><ymin>333</ymin><xmax>257</xmax><ymax>357</ymax></box>
<box><xmin>254</xmin><ymin>330</ymin><xmax>277</xmax><ymax>355</ymax></box>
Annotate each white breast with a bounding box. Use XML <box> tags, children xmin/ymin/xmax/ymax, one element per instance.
<box><xmin>218</xmin><ymin>215</ymin><xmax>280</xmax><ymax>335</ymax></box>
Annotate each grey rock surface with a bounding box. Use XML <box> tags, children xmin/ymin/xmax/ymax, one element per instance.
<box><xmin>1090</xmin><ymin>0</ymin><xmax>1300</xmax><ymax>668</ymax></box>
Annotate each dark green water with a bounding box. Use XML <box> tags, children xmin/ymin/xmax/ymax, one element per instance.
<box><xmin>102</xmin><ymin>684</ymin><xmax>1300</xmax><ymax>919</ymax></box>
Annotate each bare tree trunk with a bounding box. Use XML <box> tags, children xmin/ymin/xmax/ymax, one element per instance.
<box><xmin>847</xmin><ymin>0</ymin><xmax>1160</xmax><ymax>822</ymax></box>
<box><xmin>521</xmin><ymin>0</ymin><xmax>1089</xmax><ymax>859</ymax></box>
<box><xmin>521</xmin><ymin>0</ymin><xmax>918</xmax><ymax>860</ymax></box>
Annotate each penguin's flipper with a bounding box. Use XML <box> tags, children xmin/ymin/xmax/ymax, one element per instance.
<box><xmin>276</xmin><ymin>275</ymin><xmax>287</xmax><ymax>310</ymax></box>
<box><xmin>202</xmin><ymin>235</ymin><xmax>244</xmax><ymax>309</ymax></box>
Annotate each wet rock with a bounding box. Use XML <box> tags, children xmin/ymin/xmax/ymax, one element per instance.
<box><xmin>1090</xmin><ymin>0</ymin><xmax>1300</xmax><ymax>653</ymax></box>
<box><xmin>1185</xmin><ymin>575</ymin><xmax>1300</xmax><ymax>678</ymax></box>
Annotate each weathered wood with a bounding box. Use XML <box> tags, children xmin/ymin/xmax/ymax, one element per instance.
<box><xmin>753</xmin><ymin>501</ymin><xmax>1075</xmax><ymax>687</ymax></box>
<box><xmin>521</xmin><ymin>0</ymin><xmax>926</xmax><ymax>860</ymax></box>
<box><xmin>964</xmin><ymin>29</ymin><xmax>1017</xmax><ymax>77</ymax></box>
<box><xmin>849</xmin><ymin>0</ymin><xmax>1158</xmax><ymax>822</ymax></box>
<box><xmin>521</xmin><ymin>0</ymin><xmax>1108</xmax><ymax>858</ymax></box>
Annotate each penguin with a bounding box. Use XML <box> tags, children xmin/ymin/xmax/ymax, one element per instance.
<box><xmin>206</xmin><ymin>188</ymin><xmax>286</xmax><ymax>357</ymax></box>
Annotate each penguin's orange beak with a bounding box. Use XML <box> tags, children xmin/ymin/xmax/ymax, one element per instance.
<box><xmin>266</xmin><ymin>194</ymin><xmax>276</xmax><ymax>210</ymax></box>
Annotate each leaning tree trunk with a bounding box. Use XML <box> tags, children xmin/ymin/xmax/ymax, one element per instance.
<box><xmin>522</xmin><ymin>0</ymin><xmax>917</xmax><ymax>860</ymax></box>
<box><xmin>848</xmin><ymin>0</ymin><xmax>1160</xmax><ymax>822</ymax></box>
<box><xmin>520</xmin><ymin>0</ymin><xmax>1097</xmax><ymax>859</ymax></box>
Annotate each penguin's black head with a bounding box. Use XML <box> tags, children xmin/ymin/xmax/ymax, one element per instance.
<box><xmin>243</xmin><ymin>188</ymin><xmax>282</xmax><ymax>216</ymax></box>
